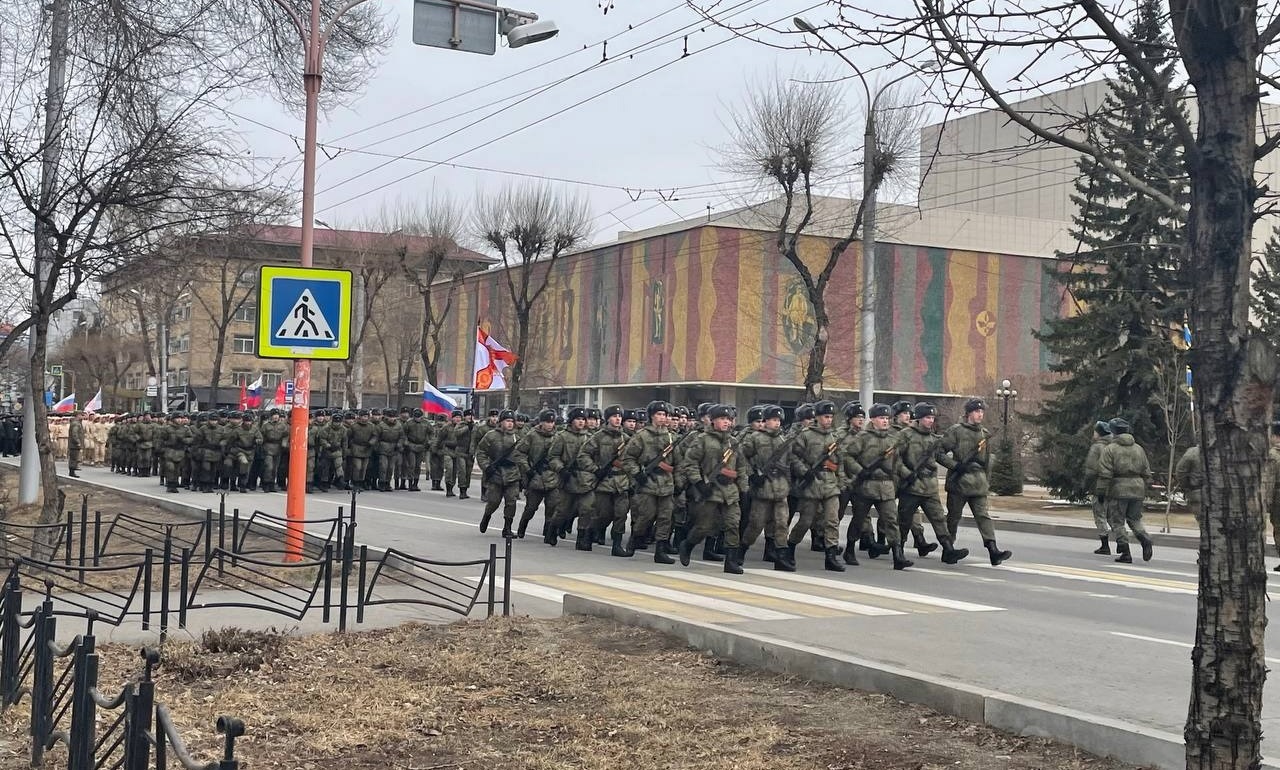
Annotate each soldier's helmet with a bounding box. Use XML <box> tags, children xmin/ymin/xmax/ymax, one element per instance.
<box><xmin>708</xmin><ymin>403</ymin><xmax>734</xmax><ymax>421</ymax></box>
<box><xmin>842</xmin><ymin>401</ymin><xmax>865</xmax><ymax>419</ymax></box>
<box><xmin>696</xmin><ymin>402</ymin><xmax>713</xmax><ymax>419</ymax></box>
<box><xmin>412</xmin><ymin>408</ymin><xmax>424</xmax><ymax>418</ymax></box>
<box><xmin>537</xmin><ymin>408</ymin><xmax>557</xmax><ymax>424</ymax></box>
<box><xmin>499</xmin><ymin>409</ymin><xmax>516</xmax><ymax>422</ymax></box>
<box><xmin>603</xmin><ymin>404</ymin><xmax>624</xmax><ymax>420</ymax></box>
<box><xmin>912</xmin><ymin>402</ymin><xmax>937</xmax><ymax>420</ymax></box>
<box><xmin>891</xmin><ymin>400</ymin><xmax>913</xmax><ymax>417</ymax></box>
<box><xmin>645</xmin><ymin>400</ymin><xmax>671</xmax><ymax>419</ymax></box>
<box><xmin>795</xmin><ymin>403</ymin><xmax>816</xmax><ymax>421</ymax></box>
<box><xmin>1095</xmin><ymin>420</ymin><xmax>1111</xmax><ymax>436</ymax></box>
<box><xmin>813</xmin><ymin>400</ymin><xmax>837</xmax><ymax>417</ymax></box>
<box><xmin>1108</xmin><ymin>417</ymin><xmax>1131</xmax><ymax>435</ymax></box>
<box><xmin>868</xmin><ymin>403</ymin><xmax>892</xmax><ymax>418</ymax></box>
<box><xmin>746</xmin><ymin>405</ymin><xmax>765</xmax><ymax>423</ymax></box>
<box><xmin>964</xmin><ymin>398</ymin><xmax>986</xmax><ymax>414</ymax></box>
<box><xmin>568</xmin><ymin>406</ymin><xmax>589</xmax><ymax>421</ymax></box>
<box><xmin>762</xmin><ymin>404</ymin><xmax>785</xmax><ymax>422</ymax></box>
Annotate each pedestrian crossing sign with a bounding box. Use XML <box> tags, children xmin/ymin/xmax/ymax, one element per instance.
<box><xmin>255</xmin><ymin>265</ymin><xmax>353</xmax><ymax>360</ymax></box>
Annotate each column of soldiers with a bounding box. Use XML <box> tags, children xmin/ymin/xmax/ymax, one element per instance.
<box><xmin>464</xmin><ymin>398</ymin><xmax>1015</xmax><ymax>576</ymax></box>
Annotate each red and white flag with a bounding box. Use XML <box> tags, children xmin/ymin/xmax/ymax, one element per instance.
<box><xmin>473</xmin><ymin>327</ymin><xmax>517</xmax><ymax>391</ymax></box>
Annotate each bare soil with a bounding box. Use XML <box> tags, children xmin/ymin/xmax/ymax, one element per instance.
<box><xmin>0</xmin><ymin>617</ymin><xmax>1146</xmax><ymax>770</ymax></box>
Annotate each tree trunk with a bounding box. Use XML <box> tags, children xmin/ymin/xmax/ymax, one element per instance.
<box><xmin>803</xmin><ymin>293</ymin><xmax>829</xmax><ymax>402</ymax></box>
<box><xmin>1176</xmin><ymin>3</ymin><xmax>1268</xmax><ymax>766</ymax></box>
<box><xmin>29</xmin><ymin>312</ymin><xmax>58</xmax><ymax>526</ymax></box>
<box><xmin>508</xmin><ymin>310</ymin><xmax>531</xmax><ymax>410</ymax></box>
<box><xmin>419</xmin><ymin>294</ymin><xmax>436</xmax><ymax>387</ymax></box>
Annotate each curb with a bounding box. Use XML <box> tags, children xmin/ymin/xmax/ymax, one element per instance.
<box><xmin>564</xmin><ymin>594</ymin><xmax>1212</xmax><ymax>770</ymax></box>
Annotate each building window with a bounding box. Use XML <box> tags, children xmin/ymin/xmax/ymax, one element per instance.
<box><xmin>233</xmin><ymin>304</ymin><xmax>256</xmax><ymax>323</ymax></box>
<box><xmin>171</xmin><ymin>302</ymin><xmax>191</xmax><ymax>322</ymax></box>
<box><xmin>331</xmin><ymin>375</ymin><xmax>347</xmax><ymax>394</ymax></box>
<box><xmin>166</xmin><ymin>368</ymin><xmax>189</xmax><ymax>387</ymax></box>
<box><xmin>230</xmin><ymin>370</ymin><xmax>253</xmax><ymax>387</ymax></box>
<box><xmin>403</xmin><ymin>376</ymin><xmax>421</xmax><ymax>394</ymax></box>
<box><xmin>170</xmin><ymin>334</ymin><xmax>190</xmax><ymax>354</ymax></box>
<box><xmin>236</xmin><ymin>267</ymin><xmax>257</xmax><ymax>287</ymax></box>
<box><xmin>232</xmin><ymin>335</ymin><xmax>254</xmax><ymax>354</ymax></box>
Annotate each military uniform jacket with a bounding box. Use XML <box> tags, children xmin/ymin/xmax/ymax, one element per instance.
<box><xmin>68</xmin><ymin>420</ymin><xmax>84</xmax><ymax>449</ymax></box>
<box><xmin>894</xmin><ymin>424</ymin><xmax>942</xmax><ymax>498</ymax></box>
<box><xmin>161</xmin><ymin>424</ymin><xmax>195</xmax><ymax>459</ymax></box>
<box><xmin>1097</xmin><ymin>434</ymin><xmax>1151</xmax><ymax>500</ymax></box>
<box><xmin>229</xmin><ymin>424</ymin><xmax>262</xmax><ymax>453</ymax></box>
<box><xmin>515</xmin><ymin>426</ymin><xmax>560</xmax><ymax>491</ymax></box>
<box><xmin>938</xmin><ymin>422</ymin><xmax>991</xmax><ymax>497</ymax></box>
<box><xmin>1176</xmin><ymin>446</ymin><xmax>1204</xmax><ymax>504</ymax></box>
<box><xmin>1083</xmin><ymin>436</ymin><xmax>1111</xmax><ymax>496</ymax></box>
<box><xmin>549</xmin><ymin>427</ymin><xmax>593</xmax><ymax>495</ymax></box>
<box><xmin>326</xmin><ymin>422</ymin><xmax>348</xmax><ymax>456</ymax></box>
<box><xmin>476</xmin><ymin>427</ymin><xmax>521</xmax><ymax>485</ymax></box>
<box><xmin>788</xmin><ymin>425</ymin><xmax>841</xmax><ymax>500</ymax></box>
<box><xmin>306</xmin><ymin>423</ymin><xmax>329</xmax><ymax>455</ymax></box>
<box><xmin>347</xmin><ymin>422</ymin><xmax>376</xmax><ymax>458</ymax></box>
<box><xmin>621</xmin><ymin>425</ymin><xmax>677</xmax><ymax>497</ymax></box>
<box><xmin>136</xmin><ymin>422</ymin><xmax>157</xmax><ymax>450</ymax></box>
<box><xmin>740</xmin><ymin>427</ymin><xmax>791</xmax><ymax>501</ymax></box>
<box><xmin>678</xmin><ymin>427</ymin><xmax>748</xmax><ymax>505</ymax></box>
<box><xmin>446</xmin><ymin>422</ymin><xmax>476</xmax><ymax>458</ymax></box>
<box><xmin>844</xmin><ymin>427</ymin><xmax>903</xmax><ymax>502</ymax></box>
<box><xmin>375</xmin><ymin>421</ymin><xmax>404</xmax><ymax>454</ymax></box>
<box><xmin>199</xmin><ymin>422</ymin><xmax>228</xmax><ymax>461</ymax></box>
<box><xmin>471</xmin><ymin>422</ymin><xmax>497</xmax><ymax>456</ymax></box>
<box><xmin>578</xmin><ymin>425</ymin><xmax>632</xmax><ymax>495</ymax></box>
<box><xmin>260</xmin><ymin>421</ymin><xmax>289</xmax><ymax>454</ymax></box>
<box><xmin>404</xmin><ymin>419</ymin><xmax>431</xmax><ymax>453</ymax></box>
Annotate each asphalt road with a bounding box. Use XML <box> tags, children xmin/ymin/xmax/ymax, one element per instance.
<box><xmin>39</xmin><ymin>462</ymin><xmax>1280</xmax><ymax>757</ymax></box>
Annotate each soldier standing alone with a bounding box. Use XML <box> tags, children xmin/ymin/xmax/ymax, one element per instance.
<box><xmin>1097</xmin><ymin>417</ymin><xmax>1154</xmax><ymax>563</ymax></box>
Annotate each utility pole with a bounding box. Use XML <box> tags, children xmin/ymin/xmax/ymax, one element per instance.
<box><xmin>860</xmin><ymin>113</ymin><xmax>877</xmax><ymax>408</ymax></box>
<box><xmin>20</xmin><ymin>0</ymin><xmax>71</xmax><ymax>504</ymax></box>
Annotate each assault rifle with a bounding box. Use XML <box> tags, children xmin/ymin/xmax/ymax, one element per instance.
<box><xmin>748</xmin><ymin>431</ymin><xmax>801</xmax><ymax>488</ymax></box>
<box><xmin>848</xmin><ymin>445</ymin><xmax>896</xmax><ymax>490</ymax></box>
<box><xmin>635</xmin><ymin>429</ymin><xmax>698</xmax><ymax>486</ymax></box>
<box><xmin>795</xmin><ymin>438</ymin><xmax>840</xmax><ymax>489</ymax></box>
<box><xmin>944</xmin><ymin>437</ymin><xmax>988</xmax><ymax>494</ymax></box>
<box><xmin>594</xmin><ymin>434</ymin><xmax>632</xmax><ymax>483</ymax></box>
<box><xmin>525</xmin><ymin>452</ymin><xmax>550</xmax><ymax>486</ymax></box>
<box><xmin>481</xmin><ymin>438</ymin><xmax>520</xmax><ymax>483</ymax></box>
<box><xmin>688</xmin><ymin>433</ymin><xmax>742</xmax><ymax>504</ymax></box>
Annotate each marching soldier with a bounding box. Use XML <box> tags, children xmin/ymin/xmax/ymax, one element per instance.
<box><xmin>259</xmin><ymin>410</ymin><xmax>289</xmax><ymax>492</ymax></box>
<box><xmin>476</xmin><ymin>409</ymin><xmax>521</xmax><ymax>537</ymax></box>
<box><xmin>578</xmin><ymin>404</ymin><xmax>634</xmax><ymax>557</ymax></box>
<box><xmin>305</xmin><ymin>411</ymin><xmax>328</xmax><ymax>493</ymax></box>
<box><xmin>894</xmin><ymin>402</ymin><xmax>969</xmax><ymax>565</ymax></box>
<box><xmin>740</xmin><ymin>404</ymin><xmax>793</xmax><ymax>569</ymax></box>
<box><xmin>545</xmin><ymin>406</ymin><xmax>594</xmax><ymax>548</ymax></box>
<box><xmin>622</xmin><ymin>401</ymin><xmax>680</xmax><ymax>564</ymax></box>
<box><xmin>786</xmin><ymin>400</ymin><xmax>844</xmax><ymax>571</ymax></box>
<box><xmin>375</xmin><ymin>408</ymin><xmax>405</xmax><ymax>492</ymax></box>
<box><xmin>1083</xmin><ymin>420</ymin><xmax>1114</xmax><ymax>554</ymax></box>
<box><xmin>1175</xmin><ymin>443</ymin><xmax>1203</xmax><ymax>524</ymax></box>
<box><xmin>227</xmin><ymin>412</ymin><xmax>262</xmax><ymax>492</ymax></box>
<box><xmin>326</xmin><ymin>411</ymin><xmax>351</xmax><ymax>491</ymax></box>
<box><xmin>676</xmin><ymin>403</ymin><xmax>749</xmax><ymax>573</ymax></box>
<box><xmin>403</xmin><ymin>408</ymin><xmax>431</xmax><ymax>491</ymax></box>
<box><xmin>159</xmin><ymin>413</ymin><xmax>196</xmax><ymax>493</ymax></box>
<box><xmin>845</xmin><ymin>403</ymin><xmax>911</xmax><ymax>570</ymax></box>
<box><xmin>1097</xmin><ymin>417</ymin><xmax>1154</xmax><ymax>563</ymax></box>
<box><xmin>514</xmin><ymin>409</ymin><xmax>560</xmax><ymax>538</ymax></box>
<box><xmin>346</xmin><ymin>410</ymin><xmax>376</xmax><ymax>490</ymax></box>
<box><xmin>939</xmin><ymin>398</ymin><xmax>1012</xmax><ymax>566</ymax></box>
<box><xmin>890</xmin><ymin>400</ymin><xmax>935</xmax><ymax>556</ymax></box>
<box><xmin>67</xmin><ymin>412</ymin><xmax>84</xmax><ymax>478</ymax></box>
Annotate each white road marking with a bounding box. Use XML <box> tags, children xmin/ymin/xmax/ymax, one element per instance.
<box><xmin>352</xmin><ymin>504</ymin><xmax>476</xmax><ymax>528</ymax></box>
<box><xmin>1108</xmin><ymin>563</ymin><xmax>1200</xmax><ymax>578</ymax></box>
<box><xmin>738</xmin><ymin>569</ymin><xmax>1004</xmax><ymax>612</ymax></box>
<box><xmin>909</xmin><ymin>566</ymin><xmax>1008</xmax><ymax>583</ymax></box>
<box><xmin>1110</xmin><ymin>632</ymin><xmax>1280</xmax><ymax>666</ymax></box>
<box><xmin>503</xmin><ymin>579</ymin><xmax>569</xmax><ymax>604</ymax></box>
<box><xmin>970</xmin><ymin>563</ymin><xmax>1197</xmax><ymax>595</ymax></box>
<box><xmin>561</xmin><ymin>573</ymin><xmax>801</xmax><ymax>621</ymax></box>
<box><xmin>652</xmin><ymin>571</ymin><xmax>906</xmax><ymax>616</ymax></box>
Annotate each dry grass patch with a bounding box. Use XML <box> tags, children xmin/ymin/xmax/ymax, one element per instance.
<box><xmin>1</xmin><ymin>616</ymin><xmax>1145</xmax><ymax>770</ymax></box>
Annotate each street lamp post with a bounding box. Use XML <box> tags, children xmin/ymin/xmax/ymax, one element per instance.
<box><xmin>793</xmin><ymin>17</ymin><xmax>925</xmax><ymax>407</ymax></box>
<box><xmin>995</xmin><ymin>378</ymin><xmax>1018</xmax><ymax>432</ymax></box>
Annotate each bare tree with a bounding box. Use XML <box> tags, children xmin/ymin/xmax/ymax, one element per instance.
<box><xmin>54</xmin><ymin>322</ymin><xmax>142</xmax><ymax>408</ymax></box>
<box><xmin>474</xmin><ymin>183</ymin><xmax>591</xmax><ymax>409</ymax></box>
<box><xmin>773</xmin><ymin>1</ymin><xmax>1279</xmax><ymax>765</ymax></box>
<box><xmin>390</xmin><ymin>196</ymin><xmax>467</xmax><ymax>388</ymax></box>
<box><xmin>721</xmin><ymin>75</ymin><xmax>913</xmax><ymax>401</ymax></box>
<box><xmin>368</xmin><ymin>312</ymin><xmax>420</xmax><ymax>410</ymax></box>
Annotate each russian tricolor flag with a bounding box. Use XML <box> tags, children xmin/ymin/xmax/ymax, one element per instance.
<box><xmin>51</xmin><ymin>393</ymin><xmax>75</xmax><ymax>413</ymax></box>
<box><xmin>422</xmin><ymin>382</ymin><xmax>457</xmax><ymax>416</ymax></box>
<box><xmin>245</xmin><ymin>376</ymin><xmax>263</xmax><ymax>409</ymax></box>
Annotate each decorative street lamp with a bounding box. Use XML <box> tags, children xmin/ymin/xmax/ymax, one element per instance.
<box><xmin>995</xmin><ymin>378</ymin><xmax>1018</xmax><ymax>431</ymax></box>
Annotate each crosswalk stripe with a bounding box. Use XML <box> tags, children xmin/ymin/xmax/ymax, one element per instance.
<box><xmin>739</xmin><ymin>569</ymin><xmax>1005</xmax><ymax>612</ymax></box>
<box><xmin>971</xmin><ymin>563</ymin><xmax>1196</xmax><ymax>595</ymax></box>
<box><xmin>560</xmin><ymin>573</ymin><xmax>802</xmax><ymax>621</ymax></box>
<box><xmin>625</xmin><ymin>572</ymin><xmax>852</xmax><ymax>617</ymax></box>
<box><xmin>504</xmin><ymin>578</ymin><xmax>569</xmax><ymax>604</ymax></box>
<box><xmin>644</xmin><ymin>571</ymin><xmax>908</xmax><ymax>616</ymax></box>
<box><xmin>523</xmin><ymin>575</ymin><xmax>745</xmax><ymax>623</ymax></box>
<box><xmin>895</xmin><ymin>566</ymin><xmax>1008</xmax><ymax>583</ymax></box>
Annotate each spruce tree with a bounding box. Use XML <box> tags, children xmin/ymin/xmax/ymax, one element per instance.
<box><xmin>1031</xmin><ymin>0</ymin><xmax>1190</xmax><ymax>501</ymax></box>
<box><xmin>1251</xmin><ymin>228</ymin><xmax>1280</xmax><ymax>352</ymax></box>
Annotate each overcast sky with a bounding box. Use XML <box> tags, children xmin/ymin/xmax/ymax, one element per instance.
<box><xmin>231</xmin><ymin>0</ymin><xmax>900</xmax><ymax>246</ymax></box>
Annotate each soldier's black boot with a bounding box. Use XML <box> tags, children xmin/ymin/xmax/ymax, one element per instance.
<box><xmin>517</xmin><ymin>512</ymin><xmax>535</xmax><ymax>539</ymax></box>
<box><xmin>858</xmin><ymin>533</ymin><xmax>874</xmax><ymax>552</ymax></box>
<box><xmin>891</xmin><ymin>544</ymin><xmax>914</xmax><ymax>571</ymax></box>
<box><xmin>611</xmin><ymin>532</ymin><xmax>633</xmax><ymax>558</ymax></box>
<box><xmin>575</xmin><ymin>527</ymin><xmax>593</xmax><ymax>552</ymax></box>
<box><xmin>773</xmin><ymin>544</ymin><xmax>797</xmax><ymax>572</ymax></box>
<box><xmin>842</xmin><ymin>539</ymin><xmax>860</xmax><ymax>566</ymax></box>
<box><xmin>1094</xmin><ymin>536</ymin><xmax>1111</xmax><ymax>555</ymax></box>
<box><xmin>876</xmin><ymin>531</ymin><xmax>887</xmax><ymax>549</ymax></box>
<box><xmin>985</xmin><ymin>539</ymin><xmax>1013</xmax><ymax>566</ymax></box>
<box><xmin>432</xmin><ymin>481</ymin><xmax>443</xmax><ymax>491</ymax></box>
<box><xmin>824</xmin><ymin>546</ymin><xmax>846</xmax><ymax>572</ymax></box>
<box><xmin>711</xmin><ymin>534</ymin><xmax>726</xmax><ymax>557</ymax></box>
<box><xmin>594</xmin><ymin>527</ymin><xmax>607</xmax><ymax>547</ymax></box>
<box><xmin>654</xmin><ymin>540</ymin><xmax>676</xmax><ymax>564</ymax></box>
<box><xmin>723</xmin><ymin>547</ymin><xmax>744</xmax><ymax>575</ymax></box>
<box><xmin>501</xmin><ymin>517</ymin><xmax>515</xmax><ymax>540</ymax></box>
<box><xmin>479</xmin><ymin>505</ymin><xmax>495</xmax><ymax>533</ymax></box>
<box><xmin>240</xmin><ymin>475</ymin><xmax>251</xmax><ymax>493</ymax></box>
<box><xmin>445</xmin><ymin>486</ymin><xmax>456</xmax><ymax>498</ymax></box>
<box><xmin>913</xmin><ymin>530</ymin><xmax>938</xmax><ymax>558</ymax></box>
<box><xmin>1137</xmin><ymin>534</ymin><xmax>1154</xmax><ymax>562</ymax></box>
<box><xmin>763</xmin><ymin>538</ymin><xmax>776</xmax><ymax>563</ymax></box>
<box><xmin>544</xmin><ymin>523</ymin><xmax>559</xmax><ymax>546</ymax></box>
<box><xmin>866</xmin><ymin>540</ymin><xmax>890</xmax><ymax>559</ymax></box>
<box><xmin>677</xmin><ymin>538</ymin><xmax>695</xmax><ymax>567</ymax></box>
<box><xmin>701</xmin><ymin>538</ymin><xmax>724</xmax><ymax>562</ymax></box>
<box><xmin>939</xmin><ymin>537</ymin><xmax>969</xmax><ymax>565</ymax></box>
<box><xmin>459</xmin><ymin>489</ymin><xmax>470</xmax><ymax>500</ymax></box>
<box><xmin>810</xmin><ymin>533</ymin><xmax>825</xmax><ymax>552</ymax></box>
<box><xmin>1114</xmin><ymin>542</ymin><xmax>1133</xmax><ymax>563</ymax></box>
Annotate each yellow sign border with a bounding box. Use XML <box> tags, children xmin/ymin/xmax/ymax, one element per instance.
<box><xmin>255</xmin><ymin>265</ymin><xmax>353</xmax><ymax>360</ymax></box>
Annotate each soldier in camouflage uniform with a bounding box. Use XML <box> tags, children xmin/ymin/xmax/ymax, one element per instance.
<box><xmin>787</xmin><ymin>400</ymin><xmax>844</xmax><ymax>572</ymax></box>
<box><xmin>196</xmin><ymin>413</ymin><xmax>227</xmax><ymax>492</ymax></box>
<box><xmin>677</xmin><ymin>404</ymin><xmax>749</xmax><ymax>573</ymax></box>
<box><xmin>427</xmin><ymin>414</ymin><xmax>447</xmax><ymax>490</ymax></box>
<box><xmin>740</xmin><ymin>404</ymin><xmax>793</xmax><ymax>569</ymax></box>
<box><xmin>373</xmin><ymin>409</ymin><xmax>404</xmax><ymax>492</ymax></box>
<box><xmin>1098</xmin><ymin>416</ymin><xmax>1153</xmax><ymax>564</ymax></box>
<box><xmin>444</xmin><ymin>410</ymin><xmax>477</xmax><ymax>499</ymax></box>
<box><xmin>845</xmin><ymin>403</ymin><xmax>912</xmax><ymax>570</ymax></box>
<box><xmin>621</xmin><ymin>401</ymin><xmax>679</xmax><ymax>564</ymax></box>
<box><xmin>1082</xmin><ymin>420</ymin><xmax>1114</xmax><ymax>554</ymax></box>
<box><xmin>346</xmin><ymin>410</ymin><xmax>376</xmax><ymax>490</ymax></box>
<box><xmin>939</xmin><ymin>398</ymin><xmax>1012</xmax><ymax>566</ymax></box>
<box><xmin>324</xmin><ymin>410</ymin><xmax>350</xmax><ymax>491</ymax></box>
<box><xmin>545</xmin><ymin>406</ymin><xmax>594</xmax><ymax>548</ymax></box>
<box><xmin>159</xmin><ymin>413</ymin><xmax>195</xmax><ymax>493</ymax></box>
<box><xmin>578</xmin><ymin>405</ymin><xmax>634</xmax><ymax>557</ymax></box>
<box><xmin>476</xmin><ymin>409</ymin><xmax>521</xmax><ymax>537</ymax></box>
<box><xmin>402</xmin><ymin>408</ymin><xmax>431</xmax><ymax>491</ymax></box>
<box><xmin>227</xmin><ymin>412</ymin><xmax>262</xmax><ymax>492</ymax></box>
<box><xmin>893</xmin><ymin>403</ymin><xmax>969</xmax><ymax>565</ymax></box>
<box><xmin>889</xmin><ymin>401</ymin><xmax>935</xmax><ymax>556</ymax></box>
<box><xmin>67</xmin><ymin>412</ymin><xmax>84</xmax><ymax>478</ymax></box>
<box><xmin>259</xmin><ymin>410</ymin><xmax>289</xmax><ymax>492</ymax></box>
<box><xmin>514</xmin><ymin>409</ymin><xmax>560</xmax><ymax>539</ymax></box>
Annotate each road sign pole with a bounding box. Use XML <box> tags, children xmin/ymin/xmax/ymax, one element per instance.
<box><xmin>284</xmin><ymin>0</ymin><xmax>323</xmax><ymax>564</ymax></box>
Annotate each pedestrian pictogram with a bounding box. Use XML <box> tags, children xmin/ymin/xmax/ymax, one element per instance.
<box><xmin>256</xmin><ymin>265</ymin><xmax>353</xmax><ymax>360</ymax></box>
